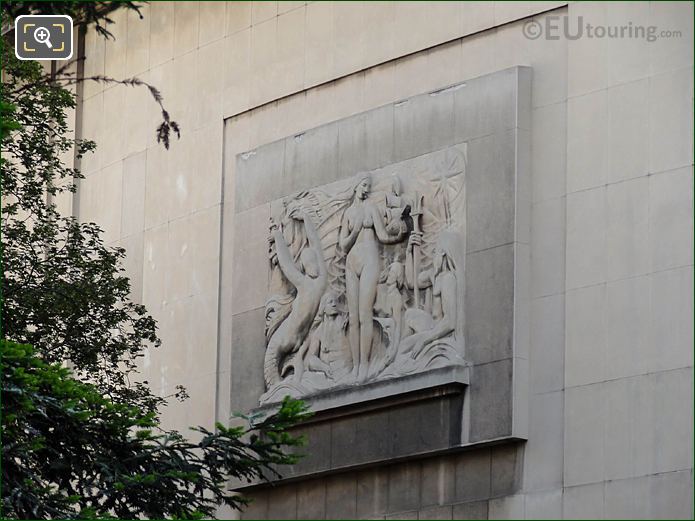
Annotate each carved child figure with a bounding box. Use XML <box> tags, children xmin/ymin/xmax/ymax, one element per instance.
<box><xmin>293</xmin><ymin>291</ymin><xmax>349</xmax><ymax>382</ymax></box>
<box><xmin>263</xmin><ymin>210</ymin><xmax>328</xmax><ymax>389</ymax></box>
<box><xmin>374</xmin><ymin>260</ymin><xmax>407</xmax><ymax>370</ymax></box>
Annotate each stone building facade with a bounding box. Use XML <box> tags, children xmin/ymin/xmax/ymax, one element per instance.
<box><xmin>67</xmin><ymin>2</ymin><xmax>692</xmax><ymax>519</ymax></box>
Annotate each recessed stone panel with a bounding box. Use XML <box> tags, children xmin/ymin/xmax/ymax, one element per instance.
<box><xmin>223</xmin><ymin>66</ymin><xmax>531</xmax><ymax>482</ymax></box>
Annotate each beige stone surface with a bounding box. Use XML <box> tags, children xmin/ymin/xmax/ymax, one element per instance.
<box><xmin>125</xmin><ymin>5</ymin><xmax>150</xmax><ymax>77</ymax></box>
<box><xmin>74</xmin><ymin>1</ymin><xmax>693</xmax><ymax>518</ymax></box>
<box><xmin>103</xmin><ymin>8</ymin><xmax>127</xmax><ymax>80</ymax></box>
<box><xmin>174</xmin><ymin>1</ymin><xmax>199</xmax><ymax>57</ymax></box>
<box><xmin>121</xmin><ymin>151</ymin><xmax>147</xmax><ymax>238</ymax></box>
<box><xmin>198</xmin><ymin>1</ymin><xmax>226</xmax><ymax>47</ymax></box>
<box><xmin>80</xmin><ymin>162</ymin><xmax>123</xmax><ymax>245</ymax></box>
<box><xmin>149</xmin><ymin>1</ymin><xmax>174</xmax><ymax>67</ymax></box>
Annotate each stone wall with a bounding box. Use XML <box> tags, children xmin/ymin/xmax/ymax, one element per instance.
<box><xmin>241</xmin><ymin>444</ymin><xmax>525</xmax><ymax>520</ymax></box>
<box><xmin>75</xmin><ymin>2</ymin><xmax>693</xmax><ymax>518</ymax></box>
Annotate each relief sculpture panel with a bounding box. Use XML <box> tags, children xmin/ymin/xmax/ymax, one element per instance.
<box><xmin>261</xmin><ymin>145</ymin><xmax>468</xmax><ymax>404</ymax></box>
<box><xmin>225</xmin><ymin>67</ymin><xmax>531</xmax><ymax>447</ymax></box>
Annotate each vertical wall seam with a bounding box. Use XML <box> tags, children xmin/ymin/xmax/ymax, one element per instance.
<box><xmin>71</xmin><ymin>26</ymin><xmax>86</xmax><ymax>220</ymax></box>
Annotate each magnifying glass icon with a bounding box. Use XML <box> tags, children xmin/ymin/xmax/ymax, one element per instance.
<box><xmin>33</xmin><ymin>26</ymin><xmax>53</xmax><ymax>48</ymax></box>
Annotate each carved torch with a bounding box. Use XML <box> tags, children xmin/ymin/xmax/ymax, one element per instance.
<box><xmin>411</xmin><ymin>193</ymin><xmax>424</xmax><ymax>308</ymax></box>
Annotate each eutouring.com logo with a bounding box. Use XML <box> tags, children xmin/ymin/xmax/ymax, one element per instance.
<box><xmin>522</xmin><ymin>15</ymin><xmax>682</xmax><ymax>42</ymax></box>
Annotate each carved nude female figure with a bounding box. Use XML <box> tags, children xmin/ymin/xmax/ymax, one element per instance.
<box><xmin>264</xmin><ymin>211</ymin><xmax>327</xmax><ymax>388</ymax></box>
<box><xmin>338</xmin><ymin>174</ymin><xmax>407</xmax><ymax>381</ymax></box>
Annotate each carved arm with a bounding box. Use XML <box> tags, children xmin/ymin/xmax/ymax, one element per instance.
<box><xmin>302</xmin><ymin>213</ymin><xmax>327</xmax><ymax>279</ymax></box>
<box><xmin>338</xmin><ymin>211</ymin><xmax>360</xmax><ymax>253</ymax></box>
<box><xmin>273</xmin><ymin>228</ymin><xmax>305</xmax><ymax>288</ymax></box>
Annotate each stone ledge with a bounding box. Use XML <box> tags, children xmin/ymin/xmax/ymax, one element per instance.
<box><xmin>233</xmin><ymin>366</ymin><xmax>472</xmax><ymax>490</ymax></box>
<box><xmin>253</xmin><ymin>364</ymin><xmax>470</xmax><ymax>418</ymax></box>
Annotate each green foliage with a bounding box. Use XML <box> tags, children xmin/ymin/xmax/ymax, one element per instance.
<box><xmin>2</xmin><ymin>340</ymin><xmax>311</xmax><ymax>519</ymax></box>
<box><xmin>0</xmin><ymin>35</ymin><xmax>167</xmax><ymax>414</ymax></box>
<box><xmin>1</xmin><ymin>4</ymin><xmax>307</xmax><ymax>518</ymax></box>
<box><xmin>0</xmin><ymin>101</ymin><xmax>21</xmax><ymax>139</ymax></box>
<box><xmin>2</xmin><ymin>1</ymin><xmax>144</xmax><ymax>39</ymax></box>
